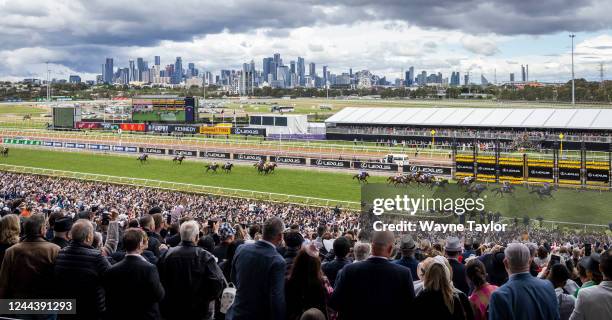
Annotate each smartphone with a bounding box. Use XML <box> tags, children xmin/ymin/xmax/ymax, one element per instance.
<box><xmin>550</xmin><ymin>255</ymin><xmax>561</xmax><ymax>265</ymax></box>
<box><xmin>585</xmin><ymin>243</ymin><xmax>592</xmax><ymax>257</ymax></box>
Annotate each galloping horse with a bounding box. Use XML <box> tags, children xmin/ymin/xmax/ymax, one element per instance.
<box><xmin>353</xmin><ymin>171</ymin><xmax>370</xmax><ymax>183</ymax></box>
<box><xmin>172</xmin><ymin>155</ymin><xmax>185</xmax><ymax>164</ymax></box>
<box><xmin>387</xmin><ymin>175</ymin><xmax>406</xmax><ymax>187</ymax></box>
<box><xmin>1</xmin><ymin>146</ymin><xmax>8</xmax><ymax>157</ymax></box>
<box><xmin>466</xmin><ymin>183</ymin><xmax>488</xmax><ymax>197</ymax></box>
<box><xmin>253</xmin><ymin>161</ymin><xmax>265</xmax><ymax>174</ymax></box>
<box><xmin>137</xmin><ymin>154</ymin><xmax>148</xmax><ymax>164</ymax></box>
<box><xmin>492</xmin><ymin>182</ymin><xmax>515</xmax><ymax>197</ymax></box>
<box><xmin>222</xmin><ymin>163</ymin><xmax>234</xmax><ymax>173</ymax></box>
<box><xmin>457</xmin><ymin>176</ymin><xmax>474</xmax><ymax>189</ymax></box>
<box><xmin>205</xmin><ymin>163</ymin><xmax>220</xmax><ymax>173</ymax></box>
<box><xmin>530</xmin><ymin>183</ymin><xmax>556</xmax><ymax>199</ymax></box>
<box><xmin>264</xmin><ymin>162</ymin><xmax>277</xmax><ymax>174</ymax></box>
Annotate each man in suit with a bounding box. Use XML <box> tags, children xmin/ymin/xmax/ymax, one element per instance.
<box><xmin>227</xmin><ymin>217</ymin><xmax>286</xmax><ymax>320</ymax></box>
<box><xmin>570</xmin><ymin>248</ymin><xmax>612</xmax><ymax>320</ymax></box>
<box><xmin>104</xmin><ymin>228</ymin><xmax>165</xmax><ymax>320</ymax></box>
<box><xmin>157</xmin><ymin>220</ymin><xmax>225</xmax><ymax>320</ymax></box>
<box><xmin>322</xmin><ymin>236</ymin><xmax>352</xmax><ymax>287</ymax></box>
<box><xmin>329</xmin><ymin>231</ymin><xmax>415</xmax><ymax>320</ymax></box>
<box><xmin>392</xmin><ymin>235</ymin><xmax>419</xmax><ymax>280</ymax></box>
<box><xmin>445</xmin><ymin>236</ymin><xmax>470</xmax><ymax>295</ymax></box>
<box><xmin>489</xmin><ymin>243</ymin><xmax>560</xmax><ymax>320</ymax></box>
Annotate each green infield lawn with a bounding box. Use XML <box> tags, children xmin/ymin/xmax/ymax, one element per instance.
<box><xmin>0</xmin><ymin>147</ymin><xmax>611</xmax><ymax>224</ymax></box>
<box><xmin>0</xmin><ymin>105</ymin><xmax>46</xmax><ymax>115</ymax></box>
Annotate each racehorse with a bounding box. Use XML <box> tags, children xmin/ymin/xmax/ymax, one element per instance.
<box><xmin>429</xmin><ymin>178</ymin><xmax>449</xmax><ymax>189</ymax></box>
<box><xmin>222</xmin><ymin>163</ymin><xmax>233</xmax><ymax>173</ymax></box>
<box><xmin>137</xmin><ymin>154</ymin><xmax>148</xmax><ymax>164</ymax></box>
<box><xmin>0</xmin><ymin>146</ymin><xmax>8</xmax><ymax>157</ymax></box>
<box><xmin>172</xmin><ymin>155</ymin><xmax>185</xmax><ymax>164</ymax></box>
<box><xmin>205</xmin><ymin>163</ymin><xmax>219</xmax><ymax>173</ymax></box>
<box><xmin>530</xmin><ymin>183</ymin><xmax>556</xmax><ymax>199</ymax></box>
<box><xmin>353</xmin><ymin>172</ymin><xmax>370</xmax><ymax>183</ymax></box>
<box><xmin>415</xmin><ymin>171</ymin><xmax>435</xmax><ymax>187</ymax></box>
<box><xmin>491</xmin><ymin>182</ymin><xmax>515</xmax><ymax>197</ymax></box>
<box><xmin>457</xmin><ymin>177</ymin><xmax>474</xmax><ymax>189</ymax></box>
<box><xmin>387</xmin><ymin>175</ymin><xmax>406</xmax><ymax>187</ymax></box>
<box><xmin>264</xmin><ymin>162</ymin><xmax>277</xmax><ymax>174</ymax></box>
<box><xmin>253</xmin><ymin>161</ymin><xmax>265</xmax><ymax>174</ymax></box>
<box><xmin>466</xmin><ymin>183</ymin><xmax>487</xmax><ymax>197</ymax></box>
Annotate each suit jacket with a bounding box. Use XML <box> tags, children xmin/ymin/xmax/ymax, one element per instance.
<box><xmin>489</xmin><ymin>272</ymin><xmax>560</xmax><ymax>320</ymax></box>
<box><xmin>329</xmin><ymin>256</ymin><xmax>415</xmax><ymax>320</ymax></box>
<box><xmin>322</xmin><ymin>257</ymin><xmax>351</xmax><ymax>287</ymax></box>
<box><xmin>449</xmin><ymin>258</ymin><xmax>470</xmax><ymax>295</ymax></box>
<box><xmin>227</xmin><ymin>240</ymin><xmax>286</xmax><ymax>320</ymax></box>
<box><xmin>103</xmin><ymin>255</ymin><xmax>165</xmax><ymax>320</ymax></box>
<box><xmin>570</xmin><ymin>281</ymin><xmax>612</xmax><ymax>320</ymax></box>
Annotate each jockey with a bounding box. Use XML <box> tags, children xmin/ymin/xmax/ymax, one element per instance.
<box><xmin>463</xmin><ymin>176</ymin><xmax>472</xmax><ymax>184</ymax></box>
<box><xmin>257</xmin><ymin>159</ymin><xmax>264</xmax><ymax>166</ymax></box>
<box><xmin>359</xmin><ymin>170</ymin><xmax>367</xmax><ymax>178</ymax></box>
<box><xmin>225</xmin><ymin>161</ymin><xmax>231</xmax><ymax>166</ymax></box>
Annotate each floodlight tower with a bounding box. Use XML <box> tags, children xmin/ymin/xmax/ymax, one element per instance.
<box><xmin>569</xmin><ymin>34</ymin><xmax>575</xmax><ymax>105</ymax></box>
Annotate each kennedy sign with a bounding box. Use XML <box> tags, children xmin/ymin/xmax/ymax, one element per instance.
<box><xmin>310</xmin><ymin>159</ymin><xmax>351</xmax><ymax>168</ymax></box>
<box><xmin>403</xmin><ymin>165</ymin><xmax>452</xmax><ymax>175</ymax></box>
<box><xmin>353</xmin><ymin>162</ymin><xmax>398</xmax><ymax>171</ymax></box>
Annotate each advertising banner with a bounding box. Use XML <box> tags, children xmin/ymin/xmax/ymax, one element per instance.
<box><xmin>76</xmin><ymin>122</ymin><xmax>102</xmax><ymax>129</ymax></box>
<box><xmin>168</xmin><ymin>149</ymin><xmax>198</xmax><ymax>157</ymax></box>
<box><xmin>138</xmin><ymin>147</ymin><xmax>166</xmax><ymax>154</ymax></box>
<box><xmin>232</xmin><ymin>127</ymin><xmax>266</xmax><ymax>136</ymax></box>
<box><xmin>233</xmin><ymin>153</ymin><xmax>266</xmax><ymax>161</ymax></box>
<box><xmin>200</xmin><ymin>126</ymin><xmax>231</xmax><ymax>135</ymax></box>
<box><xmin>403</xmin><ymin>165</ymin><xmax>453</xmax><ymax>175</ymax></box>
<box><xmin>309</xmin><ymin>159</ymin><xmax>351</xmax><ymax>168</ymax></box>
<box><xmin>199</xmin><ymin>151</ymin><xmax>231</xmax><ymax>159</ymax></box>
<box><xmin>558</xmin><ymin>160</ymin><xmax>581</xmax><ymax>184</ymax></box>
<box><xmin>353</xmin><ymin>162</ymin><xmax>398</xmax><ymax>171</ymax></box>
<box><xmin>119</xmin><ymin>123</ymin><xmax>146</xmax><ymax>132</ymax></box>
<box><xmin>270</xmin><ymin>156</ymin><xmax>306</xmax><ymax>165</ymax></box>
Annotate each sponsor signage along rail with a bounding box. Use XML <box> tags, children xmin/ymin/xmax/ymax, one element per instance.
<box><xmin>76</xmin><ymin>122</ymin><xmax>102</xmax><ymax>129</ymax></box>
<box><xmin>138</xmin><ymin>147</ymin><xmax>166</xmax><ymax>154</ymax></box>
<box><xmin>200</xmin><ymin>126</ymin><xmax>231</xmax><ymax>135</ymax></box>
<box><xmin>404</xmin><ymin>165</ymin><xmax>452</xmax><ymax>175</ymax></box>
<box><xmin>353</xmin><ymin>161</ymin><xmax>398</xmax><ymax>171</ymax></box>
<box><xmin>147</xmin><ymin>124</ymin><xmax>200</xmax><ymax>133</ymax></box>
<box><xmin>168</xmin><ymin>149</ymin><xmax>198</xmax><ymax>157</ymax></box>
<box><xmin>310</xmin><ymin>159</ymin><xmax>351</xmax><ymax>168</ymax></box>
<box><xmin>232</xmin><ymin>127</ymin><xmax>266</xmax><ymax>136</ymax></box>
<box><xmin>233</xmin><ymin>153</ymin><xmax>266</xmax><ymax>161</ymax></box>
<box><xmin>3</xmin><ymin>138</ymin><xmax>42</xmax><ymax>145</ymax></box>
<box><xmin>119</xmin><ymin>123</ymin><xmax>146</xmax><ymax>132</ymax></box>
<box><xmin>558</xmin><ymin>167</ymin><xmax>581</xmax><ymax>181</ymax></box>
<box><xmin>53</xmin><ymin>142</ymin><xmax>63</xmax><ymax>147</ymax></box>
<box><xmin>65</xmin><ymin>143</ymin><xmax>76</xmax><ymax>148</ymax></box>
<box><xmin>270</xmin><ymin>156</ymin><xmax>306</xmax><ymax>165</ymax></box>
<box><xmin>199</xmin><ymin>151</ymin><xmax>231</xmax><ymax>159</ymax></box>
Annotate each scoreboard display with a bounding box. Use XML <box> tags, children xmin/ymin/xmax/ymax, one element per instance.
<box><xmin>53</xmin><ymin>106</ymin><xmax>80</xmax><ymax>128</ymax></box>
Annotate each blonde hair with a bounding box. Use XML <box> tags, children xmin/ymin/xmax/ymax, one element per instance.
<box><xmin>424</xmin><ymin>261</ymin><xmax>455</xmax><ymax>313</ymax></box>
<box><xmin>0</xmin><ymin>214</ymin><xmax>20</xmax><ymax>245</ymax></box>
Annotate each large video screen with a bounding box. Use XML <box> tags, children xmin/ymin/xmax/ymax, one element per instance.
<box><xmin>53</xmin><ymin>107</ymin><xmax>74</xmax><ymax>128</ymax></box>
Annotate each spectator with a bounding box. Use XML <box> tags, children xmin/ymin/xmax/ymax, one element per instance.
<box><xmin>140</xmin><ymin>214</ymin><xmax>162</xmax><ymax>257</ymax></box>
<box><xmin>414</xmin><ymin>257</ymin><xmax>434</xmax><ymax>296</ymax></box>
<box><xmin>321</xmin><ymin>236</ymin><xmax>351</xmax><ymax>287</ymax></box>
<box><xmin>330</xmin><ymin>231</ymin><xmax>415</xmax><ymax>319</ymax></box>
<box><xmin>50</xmin><ymin>217</ymin><xmax>73</xmax><ymax>249</ymax></box>
<box><xmin>300</xmin><ymin>308</ymin><xmax>326</xmax><ymax>320</ymax></box>
<box><xmin>574</xmin><ymin>254</ymin><xmax>602</xmax><ymax>297</ymax></box>
<box><xmin>157</xmin><ymin>220</ymin><xmax>225</xmax><ymax>320</ymax></box>
<box><xmin>353</xmin><ymin>241</ymin><xmax>371</xmax><ymax>262</ymax></box>
<box><xmin>54</xmin><ymin>219</ymin><xmax>111</xmax><ymax>320</ymax></box>
<box><xmin>445</xmin><ymin>236</ymin><xmax>470</xmax><ymax>295</ymax></box>
<box><xmin>0</xmin><ymin>214</ymin><xmax>59</xmax><ymax>299</ymax></box>
<box><xmin>284</xmin><ymin>231</ymin><xmax>304</xmax><ymax>274</ymax></box>
<box><xmin>228</xmin><ymin>217</ymin><xmax>286</xmax><ymax>320</ymax></box>
<box><xmin>104</xmin><ymin>228</ymin><xmax>165</xmax><ymax>320</ymax></box>
<box><xmin>489</xmin><ymin>243</ymin><xmax>559</xmax><ymax>320</ymax></box>
<box><xmin>393</xmin><ymin>235</ymin><xmax>419</xmax><ymax>280</ymax></box>
<box><xmin>570</xmin><ymin>249</ymin><xmax>612</xmax><ymax>320</ymax></box>
<box><xmin>213</xmin><ymin>222</ymin><xmax>236</xmax><ymax>263</ymax></box>
<box><xmin>466</xmin><ymin>259</ymin><xmax>498</xmax><ymax>320</ymax></box>
<box><xmin>413</xmin><ymin>256</ymin><xmax>474</xmax><ymax>320</ymax></box>
<box><xmin>548</xmin><ymin>264</ymin><xmax>576</xmax><ymax>320</ymax></box>
<box><xmin>0</xmin><ymin>214</ymin><xmax>20</xmax><ymax>265</ymax></box>
<box><xmin>285</xmin><ymin>246</ymin><xmax>331</xmax><ymax>319</ymax></box>
<box><xmin>219</xmin><ymin>240</ymin><xmax>244</xmax><ymax>281</ymax></box>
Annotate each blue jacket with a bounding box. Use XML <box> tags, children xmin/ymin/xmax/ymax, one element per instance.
<box><xmin>330</xmin><ymin>257</ymin><xmax>415</xmax><ymax>320</ymax></box>
<box><xmin>489</xmin><ymin>272</ymin><xmax>560</xmax><ymax>320</ymax></box>
<box><xmin>227</xmin><ymin>240</ymin><xmax>286</xmax><ymax>320</ymax></box>
<box><xmin>392</xmin><ymin>256</ymin><xmax>419</xmax><ymax>280</ymax></box>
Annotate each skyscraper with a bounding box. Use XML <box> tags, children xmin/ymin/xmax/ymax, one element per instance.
<box><xmin>173</xmin><ymin>57</ymin><xmax>183</xmax><ymax>84</ymax></box>
<box><xmin>155</xmin><ymin>56</ymin><xmax>161</xmax><ymax>66</ymax></box>
<box><xmin>322</xmin><ymin>66</ymin><xmax>328</xmax><ymax>87</ymax></box>
<box><xmin>405</xmin><ymin>66</ymin><xmax>414</xmax><ymax>85</ymax></box>
<box><xmin>262</xmin><ymin>57</ymin><xmax>273</xmax><ymax>83</ymax></box>
<box><xmin>187</xmin><ymin>63</ymin><xmax>196</xmax><ymax>78</ymax></box>
<box><xmin>510</xmin><ymin>73</ymin><xmax>515</xmax><ymax>82</ymax></box>
<box><xmin>297</xmin><ymin>57</ymin><xmax>305</xmax><ymax>86</ymax></box>
<box><xmin>290</xmin><ymin>61</ymin><xmax>296</xmax><ymax>74</ymax></box>
<box><xmin>521</xmin><ymin>65</ymin><xmax>526</xmax><ymax>82</ymax></box>
<box><xmin>309</xmin><ymin>63</ymin><xmax>316</xmax><ymax>77</ymax></box>
<box><xmin>104</xmin><ymin>58</ymin><xmax>114</xmax><ymax>84</ymax></box>
<box><xmin>129</xmin><ymin>60</ymin><xmax>136</xmax><ymax>83</ymax></box>
<box><xmin>136</xmin><ymin>58</ymin><xmax>146</xmax><ymax>81</ymax></box>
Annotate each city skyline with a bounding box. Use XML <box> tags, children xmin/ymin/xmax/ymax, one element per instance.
<box><xmin>0</xmin><ymin>1</ymin><xmax>611</xmax><ymax>82</ymax></box>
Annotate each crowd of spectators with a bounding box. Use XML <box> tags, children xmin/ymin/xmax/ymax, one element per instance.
<box><xmin>0</xmin><ymin>172</ymin><xmax>611</xmax><ymax>320</ymax></box>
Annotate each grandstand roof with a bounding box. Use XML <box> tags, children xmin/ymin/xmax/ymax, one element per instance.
<box><xmin>325</xmin><ymin>107</ymin><xmax>612</xmax><ymax>130</ymax></box>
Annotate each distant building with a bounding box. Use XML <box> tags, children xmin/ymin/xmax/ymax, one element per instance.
<box><xmin>510</xmin><ymin>73</ymin><xmax>515</xmax><ymax>82</ymax></box>
<box><xmin>173</xmin><ymin>57</ymin><xmax>183</xmax><ymax>84</ymax></box>
<box><xmin>155</xmin><ymin>56</ymin><xmax>161</xmax><ymax>66</ymax></box>
<box><xmin>103</xmin><ymin>58</ymin><xmax>113</xmax><ymax>84</ymax></box>
<box><xmin>68</xmin><ymin>75</ymin><xmax>81</xmax><ymax>84</ymax></box>
<box><xmin>521</xmin><ymin>65</ymin><xmax>526</xmax><ymax>82</ymax></box>
<box><xmin>309</xmin><ymin>62</ymin><xmax>316</xmax><ymax>77</ymax></box>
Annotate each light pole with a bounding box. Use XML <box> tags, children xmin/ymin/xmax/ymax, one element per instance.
<box><xmin>570</xmin><ymin>34</ymin><xmax>575</xmax><ymax>105</ymax></box>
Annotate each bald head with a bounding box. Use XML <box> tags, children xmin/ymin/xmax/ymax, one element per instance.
<box><xmin>504</xmin><ymin>243</ymin><xmax>531</xmax><ymax>274</ymax></box>
<box><xmin>371</xmin><ymin>231</ymin><xmax>395</xmax><ymax>258</ymax></box>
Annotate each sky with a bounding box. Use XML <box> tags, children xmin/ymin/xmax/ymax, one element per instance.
<box><xmin>1</xmin><ymin>0</ymin><xmax>611</xmax><ymax>83</ymax></box>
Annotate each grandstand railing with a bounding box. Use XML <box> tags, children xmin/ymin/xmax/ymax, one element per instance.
<box><xmin>0</xmin><ymin>164</ymin><xmax>361</xmax><ymax>210</ymax></box>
